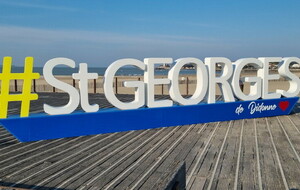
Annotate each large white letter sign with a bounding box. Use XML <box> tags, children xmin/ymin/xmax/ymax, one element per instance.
<box><xmin>2</xmin><ymin>56</ymin><xmax>300</xmax><ymax>142</ymax></box>
<box><xmin>169</xmin><ymin>58</ymin><xmax>208</xmax><ymax>105</ymax></box>
<box><xmin>258</xmin><ymin>57</ymin><xmax>281</xmax><ymax>99</ymax></box>
<box><xmin>232</xmin><ymin>58</ymin><xmax>263</xmax><ymax>101</ymax></box>
<box><xmin>104</xmin><ymin>59</ymin><xmax>145</xmax><ymax>110</ymax></box>
<box><xmin>205</xmin><ymin>57</ymin><xmax>235</xmax><ymax>103</ymax></box>
<box><xmin>277</xmin><ymin>57</ymin><xmax>300</xmax><ymax>97</ymax></box>
<box><xmin>43</xmin><ymin>58</ymin><xmax>80</xmax><ymax>115</ymax></box>
<box><xmin>144</xmin><ymin>58</ymin><xmax>173</xmax><ymax>108</ymax></box>
<box><xmin>73</xmin><ymin>63</ymin><xmax>99</xmax><ymax>112</ymax></box>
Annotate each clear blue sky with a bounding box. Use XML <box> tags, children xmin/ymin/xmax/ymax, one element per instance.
<box><xmin>0</xmin><ymin>0</ymin><xmax>299</xmax><ymax>67</ymax></box>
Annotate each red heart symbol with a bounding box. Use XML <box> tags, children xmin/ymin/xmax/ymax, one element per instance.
<box><xmin>279</xmin><ymin>101</ymin><xmax>289</xmax><ymax>111</ymax></box>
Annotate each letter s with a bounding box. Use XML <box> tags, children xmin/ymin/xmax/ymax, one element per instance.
<box><xmin>43</xmin><ymin>58</ymin><xmax>80</xmax><ymax>115</ymax></box>
<box><xmin>277</xmin><ymin>57</ymin><xmax>300</xmax><ymax>97</ymax></box>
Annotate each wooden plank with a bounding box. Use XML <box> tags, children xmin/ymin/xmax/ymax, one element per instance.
<box><xmin>206</xmin><ymin>121</ymin><xmax>233</xmax><ymax>190</ymax></box>
<box><xmin>233</xmin><ymin>119</ymin><xmax>244</xmax><ymax>190</ymax></box>
<box><xmin>216</xmin><ymin>178</ymin><xmax>234</xmax><ymax>190</ymax></box>
<box><xmin>288</xmin><ymin>114</ymin><xmax>300</xmax><ymax>132</ymax></box>
<box><xmin>186</xmin><ymin>122</ymin><xmax>219</xmax><ymax>189</ymax></box>
<box><xmin>149</xmin><ymin>161</ymin><xmax>186</xmax><ymax>190</ymax></box>
<box><xmin>237</xmin><ymin>119</ymin><xmax>259</xmax><ymax>189</ymax></box>
<box><xmin>185</xmin><ymin>123</ymin><xmax>215</xmax><ymax>173</ymax></box>
<box><xmin>194</xmin><ymin>121</ymin><xmax>229</xmax><ymax>190</ymax></box>
<box><xmin>60</xmin><ymin>125</ymin><xmax>179</xmax><ymax>189</ymax></box>
<box><xmin>97</xmin><ymin>126</ymin><xmax>187</xmax><ymax>189</ymax></box>
<box><xmin>281</xmin><ymin>116</ymin><xmax>300</xmax><ymax>152</ymax></box>
<box><xmin>267</xmin><ymin>117</ymin><xmax>300</xmax><ymax>188</ymax></box>
<box><xmin>255</xmin><ymin>117</ymin><xmax>284</xmax><ymax>189</ymax></box>
<box><xmin>25</xmin><ymin>132</ymin><xmax>137</xmax><ymax>189</ymax></box>
<box><xmin>276</xmin><ymin>116</ymin><xmax>300</xmax><ymax>190</ymax></box>
<box><xmin>0</xmin><ymin>138</ymin><xmax>18</xmax><ymax>146</ymax></box>
<box><xmin>65</xmin><ymin>128</ymin><xmax>171</xmax><ymax>189</ymax></box>
<box><xmin>138</xmin><ymin>125</ymin><xmax>203</xmax><ymax>189</ymax></box>
<box><xmin>0</xmin><ymin>139</ymin><xmax>67</xmax><ymax>178</ymax></box>
<box><xmin>6</xmin><ymin>131</ymin><xmax>134</xmax><ymax>189</ymax></box>
<box><xmin>126</xmin><ymin>125</ymin><xmax>194</xmax><ymax>190</ymax></box>
<box><xmin>54</xmin><ymin>128</ymin><xmax>165</xmax><ymax>189</ymax></box>
<box><xmin>3</xmin><ymin>135</ymin><xmax>107</xmax><ymax>181</ymax></box>
<box><xmin>213</xmin><ymin>120</ymin><xmax>242</xmax><ymax>189</ymax></box>
<box><xmin>0</xmin><ymin>185</ymin><xmax>31</xmax><ymax>190</ymax></box>
<box><xmin>189</xmin><ymin>176</ymin><xmax>206</xmax><ymax>190</ymax></box>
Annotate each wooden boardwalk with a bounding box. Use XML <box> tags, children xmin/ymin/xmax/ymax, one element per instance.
<box><xmin>1</xmin><ymin>93</ymin><xmax>300</xmax><ymax>189</ymax></box>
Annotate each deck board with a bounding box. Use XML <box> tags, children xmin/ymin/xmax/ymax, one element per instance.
<box><xmin>1</xmin><ymin>93</ymin><xmax>300</xmax><ymax>189</ymax></box>
<box><xmin>256</xmin><ymin>117</ymin><xmax>283</xmax><ymax>189</ymax></box>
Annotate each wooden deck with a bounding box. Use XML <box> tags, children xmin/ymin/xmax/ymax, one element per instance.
<box><xmin>1</xmin><ymin>93</ymin><xmax>300</xmax><ymax>189</ymax></box>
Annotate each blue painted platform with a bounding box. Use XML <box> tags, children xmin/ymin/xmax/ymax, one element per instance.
<box><xmin>0</xmin><ymin>97</ymin><xmax>298</xmax><ymax>142</ymax></box>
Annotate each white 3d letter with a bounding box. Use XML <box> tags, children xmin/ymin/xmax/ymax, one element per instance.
<box><xmin>104</xmin><ymin>59</ymin><xmax>145</xmax><ymax>110</ymax></box>
<box><xmin>232</xmin><ymin>58</ymin><xmax>263</xmax><ymax>100</ymax></box>
<box><xmin>277</xmin><ymin>57</ymin><xmax>300</xmax><ymax>97</ymax></box>
<box><xmin>205</xmin><ymin>57</ymin><xmax>235</xmax><ymax>103</ymax></box>
<box><xmin>169</xmin><ymin>58</ymin><xmax>208</xmax><ymax>105</ymax></box>
<box><xmin>144</xmin><ymin>58</ymin><xmax>173</xmax><ymax>108</ymax></box>
<box><xmin>258</xmin><ymin>57</ymin><xmax>282</xmax><ymax>99</ymax></box>
<box><xmin>43</xmin><ymin>58</ymin><xmax>80</xmax><ymax>115</ymax></box>
<box><xmin>72</xmin><ymin>63</ymin><xmax>99</xmax><ymax>112</ymax></box>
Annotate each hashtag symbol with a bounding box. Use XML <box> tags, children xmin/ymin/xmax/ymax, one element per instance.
<box><xmin>0</xmin><ymin>57</ymin><xmax>40</xmax><ymax>118</ymax></box>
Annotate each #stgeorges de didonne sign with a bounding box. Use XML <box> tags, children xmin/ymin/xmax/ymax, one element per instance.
<box><xmin>0</xmin><ymin>57</ymin><xmax>299</xmax><ymax>142</ymax></box>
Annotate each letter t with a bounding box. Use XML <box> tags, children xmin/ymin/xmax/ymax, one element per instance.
<box><xmin>73</xmin><ymin>63</ymin><xmax>99</xmax><ymax>112</ymax></box>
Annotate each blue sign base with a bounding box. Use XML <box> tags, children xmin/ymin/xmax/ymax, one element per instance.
<box><xmin>0</xmin><ymin>97</ymin><xmax>298</xmax><ymax>142</ymax></box>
